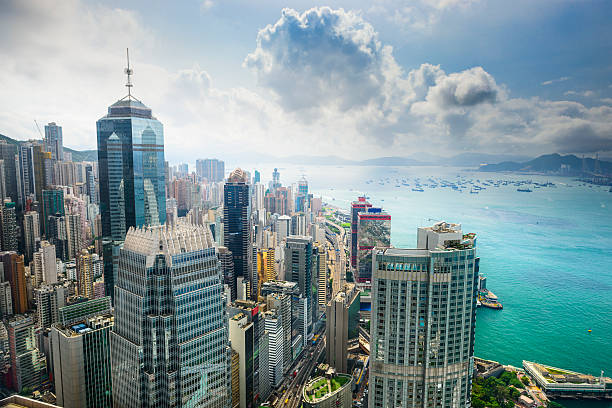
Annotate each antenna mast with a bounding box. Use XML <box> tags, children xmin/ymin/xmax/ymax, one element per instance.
<box><xmin>125</xmin><ymin>48</ymin><xmax>133</xmax><ymax>98</ymax></box>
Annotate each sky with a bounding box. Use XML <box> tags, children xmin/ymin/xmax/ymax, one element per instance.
<box><xmin>1</xmin><ymin>0</ymin><xmax>611</xmax><ymax>163</ymax></box>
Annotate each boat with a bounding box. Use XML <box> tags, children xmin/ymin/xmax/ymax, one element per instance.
<box><xmin>412</xmin><ymin>187</ymin><xmax>424</xmax><ymax>192</ymax></box>
<box><xmin>517</xmin><ymin>188</ymin><xmax>532</xmax><ymax>192</ymax></box>
<box><xmin>478</xmin><ymin>290</ymin><xmax>503</xmax><ymax>309</ymax></box>
<box><xmin>609</xmin><ymin>187</ymin><xmax>612</xmax><ymax>192</ymax></box>
<box><xmin>470</xmin><ymin>188</ymin><xmax>479</xmax><ymax>194</ymax></box>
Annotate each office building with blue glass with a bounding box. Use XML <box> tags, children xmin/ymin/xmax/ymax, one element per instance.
<box><xmin>96</xmin><ymin>62</ymin><xmax>166</xmax><ymax>300</ymax></box>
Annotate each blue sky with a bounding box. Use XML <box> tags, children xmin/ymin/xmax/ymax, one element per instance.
<box><xmin>1</xmin><ymin>0</ymin><xmax>611</xmax><ymax>162</ymax></box>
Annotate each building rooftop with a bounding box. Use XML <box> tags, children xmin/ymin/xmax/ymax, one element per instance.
<box><xmin>123</xmin><ymin>222</ymin><xmax>215</xmax><ymax>261</ymax></box>
<box><xmin>104</xmin><ymin>97</ymin><xmax>154</xmax><ymax>119</ymax></box>
<box><xmin>303</xmin><ymin>374</ymin><xmax>352</xmax><ymax>403</ymax></box>
<box><xmin>423</xmin><ymin>221</ymin><xmax>462</xmax><ymax>234</ymax></box>
<box><xmin>0</xmin><ymin>395</ymin><xmax>57</xmax><ymax>408</ymax></box>
<box><xmin>54</xmin><ymin>314</ymin><xmax>114</xmax><ymax>338</ymax></box>
<box><xmin>227</xmin><ymin>168</ymin><xmax>248</xmax><ymax>183</ymax></box>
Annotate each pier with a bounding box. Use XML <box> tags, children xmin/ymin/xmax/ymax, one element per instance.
<box><xmin>523</xmin><ymin>360</ymin><xmax>612</xmax><ymax>400</ymax></box>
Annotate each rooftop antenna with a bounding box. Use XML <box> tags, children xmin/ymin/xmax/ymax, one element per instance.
<box><xmin>125</xmin><ymin>48</ymin><xmax>133</xmax><ymax>98</ymax></box>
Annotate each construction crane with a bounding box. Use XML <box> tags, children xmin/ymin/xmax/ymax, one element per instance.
<box><xmin>34</xmin><ymin>120</ymin><xmax>44</xmax><ymax>140</ymax></box>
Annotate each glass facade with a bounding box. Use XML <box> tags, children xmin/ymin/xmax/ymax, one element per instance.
<box><xmin>111</xmin><ymin>224</ymin><xmax>229</xmax><ymax>407</ymax></box>
<box><xmin>369</xmin><ymin>245</ymin><xmax>479</xmax><ymax>408</ymax></box>
<box><xmin>97</xmin><ymin>98</ymin><xmax>166</xmax><ymax>300</ymax></box>
<box><xmin>223</xmin><ymin>179</ymin><xmax>251</xmax><ymax>301</ymax></box>
<box><xmin>357</xmin><ymin>210</ymin><xmax>391</xmax><ymax>282</ymax></box>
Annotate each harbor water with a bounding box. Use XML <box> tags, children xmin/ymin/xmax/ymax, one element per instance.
<box><xmin>241</xmin><ymin>162</ymin><xmax>612</xmax><ymax>407</ymax></box>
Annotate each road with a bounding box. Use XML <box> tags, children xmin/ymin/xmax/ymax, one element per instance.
<box><xmin>273</xmin><ymin>333</ymin><xmax>326</xmax><ymax>408</ymax></box>
<box><xmin>324</xmin><ymin>219</ymin><xmax>347</xmax><ymax>297</ymax></box>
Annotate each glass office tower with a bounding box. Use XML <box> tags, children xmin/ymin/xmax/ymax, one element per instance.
<box><xmin>97</xmin><ymin>95</ymin><xmax>166</xmax><ymax>300</ymax></box>
<box><xmin>111</xmin><ymin>223</ymin><xmax>229</xmax><ymax>407</ymax></box>
<box><xmin>223</xmin><ymin>168</ymin><xmax>252</xmax><ymax>301</ymax></box>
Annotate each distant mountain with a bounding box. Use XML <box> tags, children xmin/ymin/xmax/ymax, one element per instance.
<box><xmin>359</xmin><ymin>156</ymin><xmax>426</xmax><ymax>166</ymax></box>
<box><xmin>479</xmin><ymin>153</ymin><xmax>612</xmax><ymax>175</ymax></box>
<box><xmin>64</xmin><ymin>147</ymin><xmax>97</xmax><ymax>162</ymax></box>
<box><xmin>0</xmin><ymin>133</ymin><xmax>96</xmax><ymax>162</ymax></box>
<box><xmin>405</xmin><ymin>152</ymin><xmax>532</xmax><ymax>166</ymax></box>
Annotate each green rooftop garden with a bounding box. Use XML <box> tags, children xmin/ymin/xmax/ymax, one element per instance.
<box><xmin>304</xmin><ymin>375</ymin><xmax>351</xmax><ymax>402</ymax></box>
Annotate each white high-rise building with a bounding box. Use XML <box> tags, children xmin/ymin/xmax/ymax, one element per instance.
<box><xmin>275</xmin><ymin>215</ymin><xmax>291</xmax><ymax>243</ymax></box>
<box><xmin>264</xmin><ymin>310</ymin><xmax>284</xmax><ymax>388</ymax></box>
<box><xmin>32</xmin><ymin>241</ymin><xmax>57</xmax><ymax>286</ymax></box>
<box><xmin>369</xmin><ymin>222</ymin><xmax>479</xmax><ymax>408</ymax></box>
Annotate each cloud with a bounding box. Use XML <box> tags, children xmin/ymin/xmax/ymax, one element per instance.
<box><xmin>601</xmin><ymin>98</ymin><xmax>612</xmax><ymax>104</ymax></box>
<box><xmin>367</xmin><ymin>0</ymin><xmax>480</xmax><ymax>32</ymax></box>
<box><xmin>201</xmin><ymin>0</ymin><xmax>214</xmax><ymax>12</ymax></box>
<box><xmin>422</xmin><ymin>66</ymin><xmax>500</xmax><ymax>108</ymax></box>
<box><xmin>541</xmin><ymin>76</ymin><xmax>571</xmax><ymax>86</ymax></box>
<box><xmin>564</xmin><ymin>90</ymin><xmax>596</xmax><ymax>98</ymax></box>
<box><xmin>244</xmin><ymin>7</ymin><xmax>409</xmax><ymax>119</ymax></box>
<box><xmin>0</xmin><ymin>2</ymin><xmax>611</xmax><ymax>162</ymax></box>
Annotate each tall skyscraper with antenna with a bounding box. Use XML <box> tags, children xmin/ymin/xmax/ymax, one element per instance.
<box><xmin>97</xmin><ymin>49</ymin><xmax>166</xmax><ymax>301</ymax></box>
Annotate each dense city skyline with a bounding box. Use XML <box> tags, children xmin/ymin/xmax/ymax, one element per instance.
<box><xmin>1</xmin><ymin>0</ymin><xmax>611</xmax><ymax>163</ymax></box>
<box><xmin>0</xmin><ymin>2</ymin><xmax>610</xmax><ymax>408</ymax></box>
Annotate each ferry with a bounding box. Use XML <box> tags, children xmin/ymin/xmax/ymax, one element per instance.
<box><xmin>479</xmin><ymin>290</ymin><xmax>503</xmax><ymax>309</ymax></box>
<box><xmin>477</xmin><ymin>275</ymin><xmax>503</xmax><ymax>309</ymax></box>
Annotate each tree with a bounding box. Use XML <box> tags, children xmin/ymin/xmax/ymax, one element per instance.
<box><xmin>521</xmin><ymin>376</ymin><xmax>530</xmax><ymax>386</ymax></box>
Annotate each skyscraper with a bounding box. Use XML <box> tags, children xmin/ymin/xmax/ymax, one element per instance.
<box><xmin>111</xmin><ymin>223</ymin><xmax>228</xmax><ymax>407</ymax></box>
<box><xmin>369</xmin><ymin>222</ymin><xmax>479</xmax><ymax>408</ymax></box>
<box><xmin>1</xmin><ymin>201</ymin><xmax>18</xmax><ymax>252</ymax></box>
<box><xmin>51</xmin><ymin>297</ymin><xmax>113</xmax><ymax>408</ymax></box>
<box><xmin>264</xmin><ymin>310</ymin><xmax>284</xmax><ymax>388</ymax></box>
<box><xmin>1</xmin><ymin>252</ymin><xmax>27</xmax><ymax>314</ymax></box>
<box><xmin>350</xmin><ymin>197</ymin><xmax>372</xmax><ymax>268</ymax></box>
<box><xmin>0</xmin><ymin>141</ymin><xmax>20</xmax><ymax>209</ymax></box>
<box><xmin>7</xmin><ymin>315</ymin><xmax>47</xmax><ymax>392</ymax></box>
<box><xmin>257</xmin><ymin>248</ymin><xmax>275</xmax><ymax>299</ymax></box>
<box><xmin>271</xmin><ymin>168</ymin><xmax>280</xmax><ymax>192</ymax></box>
<box><xmin>76</xmin><ymin>248</ymin><xmax>94</xmax><ymax>299</ymax></box>
<box><xmin>196</xmin><ymin>158</ymin><xmax>225</xmax><ymax>182</ymax></box>
<box><xmin>224</xmin><ymin>168</ymin><xmax>252</xmax><ymax>301</ymax></box>
<box><xmin>34</xmin><ymin>283</ymin><xmax>65</xmax><ymax>329</ymax></box>
<box><xmin>356</xmin><ymin>207</ymin><xmax>391</xmax><ymax>282</ymax></box>
<box><xmin>42</xmin><ymin>188</ymin><xmax>64</xmax><ymax>237</ymax></box>
<box><xmin>228</xmin><ymin>298</ymin><xmax>271</xmax><ymax>407</ymax></box>
<box><xmin>31</xmin><ymin>241</ymin><xmax>57</xmax><ymax>286</ymax></box>
<box><xmin>284</xmin><ymin>235</ymin><xmax>313</xmax><ymax>331</ymax></box>
<box><xmin>85</xmin><ymin>164</ymin><xmax>96</xmax><ymax>204</ymax></box>
<box><xmin>44</xmin><ymin>122</ymin><xmax>63</xmax><ymax>162</ymax></box>
<box><xmin>326</xmin><ymin>283</ymin><xmax>360</xmax><ymax>374</ymax></box>
<box><xmin>18</xmin><ymin>143</ymin><xmax>35</xmax><ymax>204</ymax></box>
<box><xmin>261</xmin><ymin>281</ymin><xmax>299</xmax><ymax>371</ymax></box>
<box><xmin>315</xmin><ymin>242</ymin><xmax>328</xmax><ymax>313</ymax></box>
<box><xmin>97</xmin><ymin>54</ymin><xmax>166</xmax><ymax>300</ymax></box>
<box><xmin>23</xmin><ymin>211</ymin><xmax>40</xmax><ymax>263</ymax></box>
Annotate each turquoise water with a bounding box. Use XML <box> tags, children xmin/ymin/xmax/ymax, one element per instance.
<box><xmin>243</xmin><ymin>163</ymin><xmax>612</xmax><ymax>406</ymax></box>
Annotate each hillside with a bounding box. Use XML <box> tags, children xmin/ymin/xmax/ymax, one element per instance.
<box><xmin>479</xmin><ymin>153</ymin><xmax>612</xmax><ymax>175</ymax></box>
<box><xmin>0</xmin><ymin>133</ymin><xmax>96</xmax><ymax>162</ymax></box>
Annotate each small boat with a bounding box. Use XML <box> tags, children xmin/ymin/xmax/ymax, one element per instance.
<box><xmin>470</xmin><ymin>188</ymin><xmax>479</xmax><ymax>194</ymax></box>
<box><xmin>412</xmin><ymin>187</ymin><xmax>424</xmax><ymax>192</ymax></box>
<box><xmin>517</xmin><ymin>188</ymin><xmax>532</xmax><ymax>192</ymax></box>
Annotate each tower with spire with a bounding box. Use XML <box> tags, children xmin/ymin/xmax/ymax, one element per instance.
<box><xmin>96</xmin><ymin>49</ymin><xmax>167</xmax><ymax>301</ymax></box>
